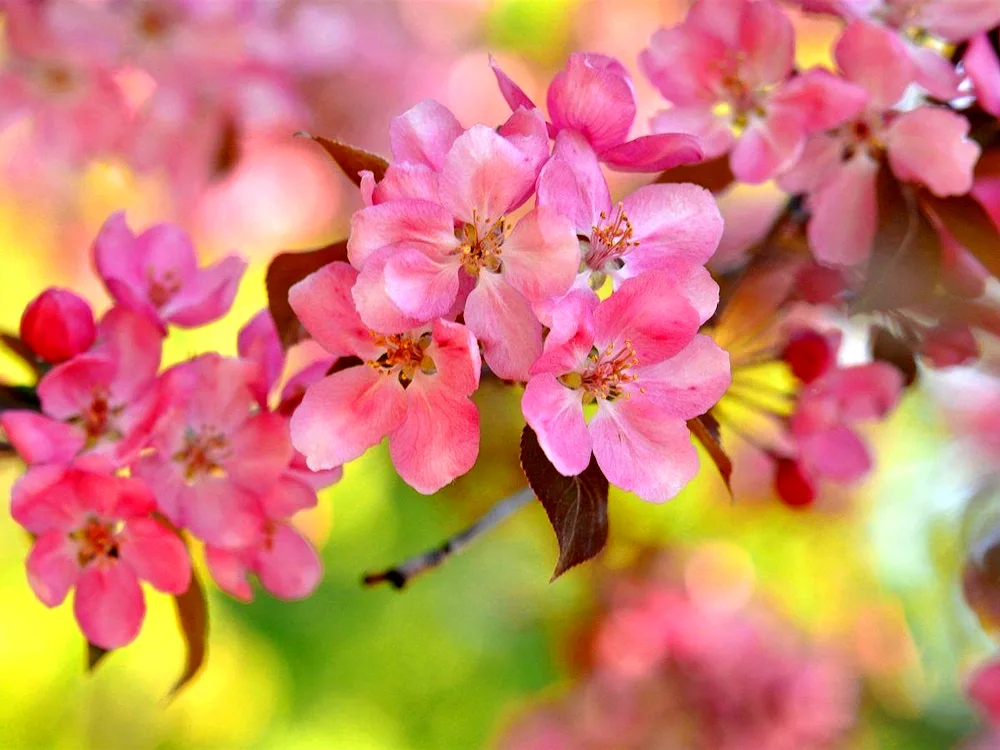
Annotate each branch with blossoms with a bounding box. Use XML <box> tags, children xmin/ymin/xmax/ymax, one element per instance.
<box><xmin>3</xmin><ymin>0</ymin><xmax>1000</xmax><ymax>701</ymax></box>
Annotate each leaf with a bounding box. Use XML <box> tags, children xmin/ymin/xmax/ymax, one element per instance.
<box><xmin>265</xmin><ymin>241</ymin><xmax>348</xmax><ymax>348</ymax></box>
<box><xmin>86</xmin><ymin>642</ymin><xmax>110</xmax><ymax>672</ymax></box>
<box><xmin>296</xmin><ymin>133</ymin><xmax>388</xmax><ymax>186</ymax></box>
<box><xmin>655</xmin><ymin>155</ymin><xmax>735</xmax><ymax>193</ymax></box>
<box><xmin>0</xmin><ymin>332</ymin><xmax>45</xmax><ymax>377</ymax></box>
<box><xmin>852</xmin><ymin>167</ymin><xmax>939</xmax><ymax>313</ymax></box>
<box><xmin>169</xmin><ymin>567</ymin><xmax>208</xmax><ymax>697</ymax></box>
<box><xmin>520</xmin><ymin>425</ymin><xmax>609</xmax><ymax>580</ymax></box>
<box><xmin>869</xmin><ymin>325</ymin><xmax>918</xmax><ymax>387</ymax></box>
<box><xmin>920</xmin><ymin>191</ymin><xmax>1000</xmax><ymax>279</ymax></box>
<box><xmin>687</xmin><ymin>414</ymin><xmax>732</xmax><ymax>493</ymax></box>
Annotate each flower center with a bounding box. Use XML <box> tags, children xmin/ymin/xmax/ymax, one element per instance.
<box><xmin>458</xmin><ymin>214</ymin><xmax>508</xmax><ymax>275</ymax></box>
<box><xmin>71</xmin><ymin>389</ymin><xmax>124</xmax><ymax>448</ymax></box>
<box><xmin>71</xmin><ymin>518</ymin><xmax>121</xmax><ymax>566</ymax></box>
<box><xmin>560</xmin><ymin>341</ymin><xmax>640</xmax><ymax>403</ymax></box>
<box><xmin>148</xmin><ymin>268</ymin><xmax>182</xmax><ymax>308</ymax></box>
<box><xmin>369</xmin><ymin>333</ymin><xmax>436</xmax><ymax>387</ymax></box>
<box><xmin>174</xmin><ymin>427</ymin><xmax>230</xmax><ymax>482</ymax></box>
<box><xmin>587</xmin><ymin>203</ymin><xmax>636</xmax><ymax>287</ymax></box>
<box><xmin>38</xmin><ymin>64</ymin><xmax>77</xmax><ymax>95</ymax></box>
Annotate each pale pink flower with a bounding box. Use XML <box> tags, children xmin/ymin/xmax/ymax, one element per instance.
<box><xmin>1</xmin><ymin>306</ymin><xmax>163</xmax><ymax>468</ymax></box>
<box><xmin>349</xmin><ymin>121</ymin><xmax>579</xmax><ymax>380</ymax></box>
<box><xmin>11</xmin><ymin>461</ymin><xmax>191</xmax><ymax>649</ymax></box>
<box><xmin>288</xmin><ymin>262</ymin><xmax>481</xmax><ymax>495</ymax></box>
<box><xmin>491</xmin><ymin>52</ymin><xmax>703</xmax><ymax>172</ymax></box>
<box><xmin>964</xmin><ymin>33</ymin><xmax>1000</xmax><ymax>117</ymax></box>
<box><xmin>93</xmin><ymin>211</ymin><xmax>247</xmax><ymax>331</ymax></box>
<box><xmin>522</xmin><ymin>272</ymin><xmax>730</xmax><ymax>502</ymax></box>
<box><xmin>131</xmin><ymin>353</ymin><xmax>293</xmax><ymax>548</ymax></box>
<box><xmin>19</xmin><ymin>287</ymin><xmax>96</xmax><ymax>364</ymax></box>
<box><xmin>641</xmin><ymin>0</ymin><xmax>868</xmax><ymax>183</ymax></box>
<box><xmin>537</xmin><ymin>130</ymin><xmax>723</xmax><ymax>294</ymax></box>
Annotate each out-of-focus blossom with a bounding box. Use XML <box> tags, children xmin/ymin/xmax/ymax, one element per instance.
<box><xmin>19</xmin><ymin>288</ymin><xmax>96</xmax><ymax>365</ymax></box>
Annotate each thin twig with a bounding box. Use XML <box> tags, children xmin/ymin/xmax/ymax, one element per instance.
<box><xmin>362</xmin><ymin>487</ymin><xmax>535</xmax><ymax>590</ymax></box>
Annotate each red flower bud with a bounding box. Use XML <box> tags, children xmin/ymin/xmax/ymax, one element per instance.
<box><xmin>19</xmin><ymin>288</ymin><xmax>96</xmax><ymax>364</ymax></box>
<box><xmin>781</xmin><ymin>330</ymin><xmax>836</xmax><ymax>384</ymax></box>
<box><xmin>774</xmin><ymin>458</ymin><xmax>816</xmax><ymax>508</ymax></box>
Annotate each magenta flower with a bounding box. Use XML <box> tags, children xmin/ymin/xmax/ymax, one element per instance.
<box><xmin>640</xmin><ymin>0</ymin><xmax>868</xmax><ymax>184</ymax></box>
<box><xmin>11</xmin><ymin>462</ymin><xmax>191</xmax><ymax>649</ymax></box>
<box><xmin>131</xmin><ymin>354</ymin><xmax>293</xmax><ymax>548</ymax></box>
<box><xmin>779</xmin><ymin>21</ymin><xmax>982</xmax><ymax>266</ymax></box>
<box><xmin>93</xmin><ymin>212</ymin><xmax>247</xmax><ymax>331</ymax></box>
<box><xmin>965</xmin><ymin>33</ymin><xmax>1000</xmax><ymax>117</ymax></box>
<box><xmin>349</xmin><ymin>121</ymin><xmax>579</xmax><ymax>380</ymax></box>
<box><xmin>1</xmin><ymin>307</ymin><xmax>163</xmax><ymax>468</ymax></box>
<box><xmin>288</xmin><ymin>261</ymin><xmax>481</xmax><ymax>495</ymax></box>
<box><xmin>522</xmin><ymin>272</ymin><xmax>730</xmax><ymax>502</ymax></box>
<box><xmin>537</xmin><ymin>130</ymin><xmax>723</xmax><ymax>295</ymax></box>
<box><xmin>490</xmin><ymin>52</ymin><xmax>703</xmax><ymax>173</ymax></box>
<box><xmin>19</xmin><ymin>287</ymin><xmax>96</xmax><ymax>364</ymax></box>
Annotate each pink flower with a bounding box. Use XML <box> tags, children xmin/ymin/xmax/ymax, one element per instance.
<box><xmin>537</xmin><ymin>131</ymin><xmax>723</xmax><ymax>294</ymax></box>
<box><xmin>131</xmin><ymin>353</ymin><xmax>293</xmax><ymax>548</ymax></box>
<box><xmin>349</xmin><ymin>122</ymin><xmax>580</xmax><ymax>380</ymax></box>
<box><xmin>964</xmin><ymin>33</ymin><xmax>1000</xmax><ymax>117</ymax></box>
<box><xmin>640</xmin><ymin>0</ymin><xmax>868</xmax><ymax>183</ymax></box>
<box><xmin>237</xmin><ymin>309</ymin><xmax>286</xmax><ymax>409</ymax></box>
<box><xmin>93</xmin><ymin>212</ymin><xmax>247</xmax><ymax>331</ymax></box>
<box><xmin>288</xmin><ymin>262</ymin><xmax>481</xmax><ymax>495</ymax></box>
<box><xmin>779</xmin><ymin>22</ymin><xmax>981</xmax><ymax>266</ymax></box>
<box><xmin>522</xmin><ymin>272</ymin><xmax>730</xmax><ymax>502</ymax></box>
<box><xmin>969</xmin><ymin>659</ymin><xmax>1000</xmax><ymax>727</ymax></box>
<box><xmin>11</xmin><ymin>462</ymin><xmax>191</xmax><ymax>649</ymax></box>
<box><xmin>1</xmin><ymin>307</ymin><xmax>163</xmax><ymax>467</ymax></box>
<box><xmin>19</xmin><ymin>287</ymin><xmax>96</xmax><ymax>364</ymax></box>
<box><xmin>491</xmin><ymin>52</ymin><xmax>703</xmax><ymax>172</ymax></box>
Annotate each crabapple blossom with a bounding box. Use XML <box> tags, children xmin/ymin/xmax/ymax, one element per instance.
<box><xmin>19</xmin><ymin>287</ymin><xmax>96</xmax><ymax>364</ymax></box>
<box><xmin>93</xmin><ymin>212</ymin><xmax>246</xmax><ymax>331</ymax></box>
<box><xmin>641</xmin><ymin>0</ymin><xmax>868</xmax><ymax>183</ymax></box>
<box><xmin>11</xmin><ymin>461</ymin><xmax>191</xmax><ymax>649</ymax></box>
<box><xmin>965</xmin><ymin>33</ymin><xmax>1000</xmax><ymax>117</ymax></box>
<box><xmin>490</xmin><ymin>52</ymin><xmax>703</xmax><ymax>172</ymax></box>
<box><xmin>522</xmin><ymin>272</ymin><xmax>730</xmax><ymax>502</ymax></box>
<box><xmin>289</xmin><ymin>261</ymin><xmax>481</xmax><ymax>495</ymax></box>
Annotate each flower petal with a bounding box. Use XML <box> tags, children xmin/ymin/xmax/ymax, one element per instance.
<box><xmin>26</xmin><ymin>531</ymin><xmax>79</xmax><ymax>607</ymax></box>
<box><xmin>737</xmin><ymin>0</ymin><xmax>795</xmax><ymax>85</ymax></box>
<box><xmin>650</xmin><ymin>106</ymin><xmax>735</xmax><ymax>160</ymax></box>
<box><xmin>966</xmin><ymin>33</ymin><xmax>1000</xmax><ymax>116</ymax></box>
<box><xmin>800</xmin><ymin>426</ymin><xmax>872</xmax><ymax>483</ymax></box>
<box><xmin>383</xmin><ymin>246</ymin><xmax>462</xmax><ymax>319</ymax></box>
<box><xmin>885</xmin><ymin>106</ymin><xmax>980</xmax><ymax>197</ymax></box>
<box><xmin>547</xmin><ymin>53</ymin><xmax>635</xmax><ymax>153</ymax></box>
<box><xmin>74</xmin><ymin>563</ymin><xmax>146</xmax><ymax>649</ymax></box>
<box><xmin>502</xmin><ymin>207</ymin><xmax>580</xmax><ymax>303</ymax></box>
<box><xmin>599</xmin><ymin>133</ymin><xmax>703</xmax><ymax>173</ymax></box>
<box><xmin>490</xmin><ymin>55</ymin><xmax>539</xmax><ymax>113</ymax></box>
<box><xmin>464</xmin><ymin>272</ymin><xmax>543</xmax><ymax>382</ymax></box>
<box><xmin>537</xmin><ymin>131</ymin><xmax>610</xmax><ymax>233</ymax></box>
<box><xmin>621</xmin><ymin>183</ymin><xmax>724</xmax><ymax>268</ymax></box>
<box><xmin>522</xmin><ymin>375</ymin><xmax>591</xmax><ymax>476</ymax></box>
<box><xmin>119</xmin><ymin>516</ymin><xmax>191</xmax><ymax>594</ymax></box>
<box><xmin>237</xmin><ymin>309</ymin><xmax>285</xmax><ymax>406</ymax></box>
<box><xmin>729</xmin><ymin>113</ymin><xmax>805</xmax><ymax>184</ymax></box>
<box><xmin>807</xmin><ymin>151</ymin><xmax>878</xmax><ymax>267</ymax></box>
<box><xmin>288</xmin><ymin>261</ymin><xmax>377</xmax><ymax>358</ymax></box>
<box><xmin>389</xmin><ymin>99</ymin><xmax>464</xmax><ymax>170</ymax></box>
<box><xmin>426</xmin><ymin>318</ymin><xmax>481</xmax><ymax>395</ymax></box>
<box><xmin>347</xmin><ymin>199</ymin><xmax>458</xmax><ymax>269</ymax></box>
<box><xmin>634</xmin><ymin>335</ymin><xmax>731</xmax><ymax>419</ymax></box>
<box><xmin>1</xmin><ymin>411</ymin><xmax>85</xmax><ymax>465</ymax></box>
<box><xmin>226</xmin><ymin>412</ymin><xmax>294</xmax><ymax>490</ymax></box>
<box><xmin>834</xmin><ymin>21</ymin><xmax>914</xmax><ymax>109</ymax></box>
<box><xmin>254</xmin><ymin>523</ymin><xmax>323</xmax><ymax>599</ymax></box>
<box><xmin>205</xmin><ymin>545</ymin><xmax>254</xmax><ymax>602</ymax></box>
<box><xmin>162</xmin><ymin>255</ymin><xmax>247</xmax><ymax>328</ymax></box>
<box><xmin>182</xmin><ymin>479</ymin><xmax>264</xmax><ymax>549</ymax></box>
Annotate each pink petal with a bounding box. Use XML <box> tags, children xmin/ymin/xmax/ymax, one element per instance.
<box><xmin>439</xmin><ymin>124</ymin><xmax>535</xmax><ymax>226</ymax></box>
<box><xmin>800</xmin><ymin>426</ymin><xmax>872</xmax><ymax>482</ymax></box>
<box><xmin>590</xmin><ymin>398</ymin><xmax>699</xmax><ymax>503</ymax></box>
<box><xmin>237</xmin><ymin>309</ymin><xmax>285</xmax><ymax>406</ymax></box>
<box><xmin>37</xmin><ymin>354</ymin><xmax>115</xmax><ymax>420</ymax></box>
<box><xmin>834</xmin><ymin>21</ymin><xmax>914</xmax><ymax>109</ymax></box>
<box><xmin>502</xmin><ymin>207</ymin><xmax>580</xmax><ymax>303</ymax></box>
<box><xmin>968</xmin><ymin>660</ymin><xmax>1000</xmax><ymax>726</ymax></box>
<box><xmin>97</xmin><ymin>473</ymin><xmax>158</xmax><ymax>520</ymax></box>
<box><xmin>26</xmin><ymin>531</ymin><xmax>79</xmax><ymax>607</ymax></box>
<box><xmin>426</xmin><ymin>318</ymin><xmax>481</xmax><ymax>396</ymax></box>
<box><xmin>260</xmin><ymin>476</ymin><xmax>319</xmax><ymax>520</ymax></box>
<box><xmin>807</xmin><ymin>151</ymin><xmax>879</xmax><ymax>266</ymax></box>
<box><xmin>389</xmin><ymin>99</ymin><xmax>464</xmax><ymax>170</ymax></box>
<box><xmin>288</xmin><ymin>262</ymin><xmax>377</xmax><ymax>358</ymax></box>
<box><xmin>621</xmin><ymin>183</ymin><xmax>724</xmax><ymax>268</ymax></box>
<box><xmin>531</xmin><ymin>290</ymin><xmax>598</xmax><ymax>376</ymax></box>
<box><xmin>886</xmin><ymin>107</ymin><xmax>980</xmax><ymax>197</ymax></box>
<box><xmin>347</xmin><ymin>199</ymin><xmax>458</xmax><ymax>269</ymax></box>
<box><xmin>372</xmin><ymin>163</ymin><xmax>441</xmax><ymax>204</ymax></box>
<box><xmin>823</xmin><ymin>362</ymin><xmax>903</xmax><ymax>421</ymax></box>
<box><xmin>162</xmin><ymin>254</ymin><xmax>247</xmax><ymax>328</ymax></box>
<box><xmin>464</xmin><ymin>272</ymin><xmax>542</xmax><ymax>381</ymax></box>
<box><xmin>640</xmin><ymin>27</ymin><xmax>726</xmax><ymax>106</ymax></box>
<box><xmin>498</xmin><ymin>107</ymin><xmax>551</xmax><ymax>181</ymax></box>
<box><xmin>290</xmin><ymin>365</ymin><xmax>407</xmax><ymax>471</ymax></box>
<box><xmin>490</xmin><ymin>55</ymin><xmax>539</xmax><ymax>114</ymax></box>
<box><xmin>254</xmin><ymin>523</ymin><xmax>323</xmax><ymax>599</ymax></box>
<box><xmin>226</xmin><ymin>411</ymin><xmax>294</xmax><ymax>489</ymax></box>
<box><xmin>619</xmin><ymin>260</ymin><xmax>719</xmax><ymax>326</ymax></box>
<box><xmin>383</xmin><ymin>246</ymin><xmax>462</xmax><ymax>319</ymax></box>
<box><xmin>593</xmin><ymin>271</ymin><xmax>702</xmax><ymax>365</ymax></box>
<box><xmin>537</xmin><ymin>131</ymin><xmax>610</xmax><ymax>233</ymax></box>
<box><xmin>771</xmin><ymin>69</ymin><xmax>869</xmax><ymax>134</ymax></box>
<box><xmin>74</xmin><ymin>563</ymin><xmax>146</xmax><ymax>650</ymax></box>
<box><xmin>730</xmin><ymin>112</ymin><xmax>806</xmax><ymax>184</ymax></box>
<box><xmin>599</xmin><ymin>133</ymin><xmax>703</xmax><ymax>173</ymax></box>
<box><xmin>1</xmin><ymin>411</ymin><xmax>85</xmax><ymax>464</ymax></box>
<box><xmin>547</xmin><ymin>53</ymin><xmax>636</xmax><ymax>153</ymax></box>
<box><xmin>522</xmin><ymin>375</ymin><xmax>592</xmax><ymax>476</ymax></box>
<box><xmin>909</xmin><ymin>44</ymin><xmax>962</xmax><ymax>100</ymax></box>
<box><xmin>650</xmin><ymin>106</ymin><xmax>735</xmax><ymax>161</ymax></box>
<box><xmin>130</xmin><ymin>455</ymin><xmax>184</xmax><ymax>527</ymax></box>
<box><xmin>634</xmin><ymin>335</ymin><xmax>731</xmax><ymax>419</ymax></box>
<box><xmin>388</xmin><ymin>377</ymin><xmax>479</xmax><ymax>494</ymax></box>
<box><xmin>737</xmin><ymin>0</ymin><xmax>795</xmax><ymax>86</ymax></box>
<box><xmin>351</xmin><ymin>249</ymin><xmax>427</xmax><ymax>334</ymax></box>
<box><xmin>135</xmin><ymin>223</ymin><xmax>198</xmax><ymax>286</ymax></box>
<box><xmin>92</xmin><ymin>211</ymin><xmax>143</xmax><ymax>292</ymax></box>
<box><xmin>10</xmin><ymin>465</ymin><xmax>82</xmax><ymax>534</ymax></box>
<box><xmin>119</xmin><ymin>516</ymin><xmax>191</xmax><ymax>594</ymax></box>
<box><xmin>918</xmin><ymin>0</ymin><xmax>1000</xmax><ymax>42</ymax></box>
<box><xmin>205</xmin><ymin>545</ymin><xmax>254</xmax><ymax>602</ymax></box>
<box><xmin>966</xmin><ymin>33</ymin><xmax>1000</xmax><ymax>116</ymax></box>
<box><xmin>96</xmin><ymin>306</ymin><xmax>163</xmax><ymax>404</ymax></box>
<box><xmin>181</xmin><ymin>479</ymin><xmax>264</xmax><ymax>549</ymax></box>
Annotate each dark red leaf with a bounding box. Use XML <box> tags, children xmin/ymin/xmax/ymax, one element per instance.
<box><xmin>0</xmin><ymin>383</ymin><xmax>41</xmax><ymax>412</ymax></box>
<box><xmin>520</xmin><ymin>425</ymin><xmax>609</xmax><ymax>580</ymax></box>
<box><xmin>86</xmin><ymin>642</ymin><xmax>110</xmax><ymax>672</ymax></box>
<box><xmin>296</xmin><ymin>132</ymin><xmax>389</xmax><ymax>186</ymax></box>
<box><xmin>0</xmin><ymin>332</ymin><xmax>45</xmax><ymax>378</ymax></box>
<box><xmin>169</xmin><ymin>566</ymin><xmax>208</xmax><ymax>697</ymax></box>
<box><xmin>265</xmin><ymin>241</ymin><xmax>348</xmax><ymax>348</ymax></box>
<box><xmin>655</xmin><ymin>155</ymin><xmax>734</xmax><ymax>193</ymax></box>
<box><xmin>920</xmin><ymin>191</ymin><xmax>1000</xmax><ymax>280</ymax></box>
<box><xmin>687</xmin><ymin>414</ymin><xmax>732</xmax><ymax>493</ymax></box>
<box><xmin>211</xmin><ymin>116</ymin><xmax>241</xmax><ymax>180</ymax></box>
<box><xmin>869</xmin><ymin>325</ymin><xmax>919</xmax><ymax>387</ymax></box>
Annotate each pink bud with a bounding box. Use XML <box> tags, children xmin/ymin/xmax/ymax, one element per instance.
<box><xmin>782</xmin><ymin>330</ymin><xmax>836</xmax><ymax>384</ymax></box>
<box><xmin>19</xmin><ymin>288</ymin><xmax>96</xmax><ymax>364</ymax></box>
<box><xmin>774</xmin><ymin>458</ymin><xmax>816</xmax><ymax>508</ymax></box>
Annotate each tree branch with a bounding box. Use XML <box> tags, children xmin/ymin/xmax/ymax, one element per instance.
<box><xmin>362</xmin><ymin>487</ymin><xmax>535</xmax><ymax>590</ymax></box>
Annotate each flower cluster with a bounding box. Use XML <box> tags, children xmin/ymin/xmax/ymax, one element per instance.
<box><xmin>0</xmin><ymin>215</ymin><xmax>337</xmax><ymax>649</ymax></box>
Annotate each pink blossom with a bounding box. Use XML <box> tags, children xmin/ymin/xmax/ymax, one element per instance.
<box><xmin>491</xmin><ymin>52</ymin><xmax>703</xmax><ymax>172</ymax></box>
<box><xmin>288</xmin><ymin>261</ymin><xmax>481</xmax><ymax>495</ymax></box>
<box><xmin>237</xmin><ymin>309</ymin><xmax>286</xmax><ymax>408</ymax></box>
<box><xmin>93</xmin><ymin>212</ymin><xmax>247</xmax><ymax>331</ymax></box>
<box><xmin>1</xmin><ymin>306</ymin><xmax>163</xmax><ymax>467</ymax></box>
<box><xmin>349</xmin><ymin>120</ymin><xmax>579</xmax><ymax>380</ymax></box>
<box><xmin>19</xmin><ymin>287</ymin><xmax>96</xmax><ymax>364</ymax></box>
<box><xmin>969</xmin><ymin>659</ymin><xmax>1000</xmax><ymax>727</ymax></box>
<box><xmin>11</xmin><ymin>462</ymin><xmax>191</xmax><ymax>649</ymax></box>
<box><xmin>522</xmin><ymin>272</ymin><xmax>729</xmax><ymax>502</ymax></box>
<box><xmin>537</xmin><ymin>130</ymin><xmax>723</xmax><ymax>294</ymax></box>
<box><xmin>965</xmin><ymin>33</ymin><xmax>1000</xmax><ymax>117</ymax></box>
<box><xmin>131</xmin><ymin>353</ymin><xmax>293</xmax><ymax>548</ymax></box>
<box><xmin>640</xmin><ymin>0</ymin><xmax>868</xmax><ymax>183</ymax></box>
